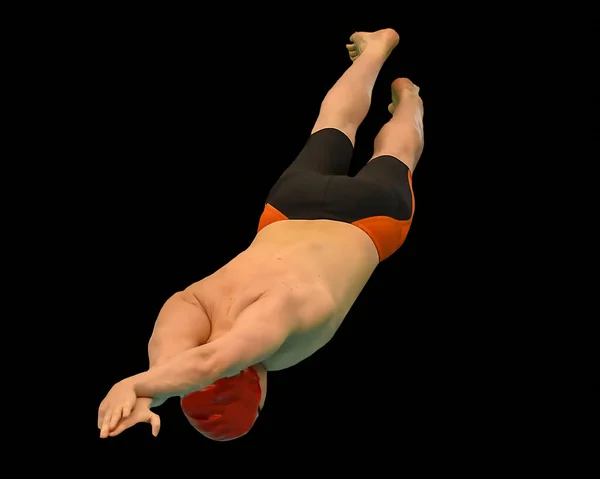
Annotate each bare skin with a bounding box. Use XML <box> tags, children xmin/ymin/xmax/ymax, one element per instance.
<box><xmin>98</xmin><ymin>28</ymin><xmax>425</xmax><ymax>439</ymax></box>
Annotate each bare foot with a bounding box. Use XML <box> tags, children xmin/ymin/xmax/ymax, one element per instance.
<box><xmin>387</xmin><ymin>77</ymin><xmax>424</xmax><ymax>157</ymax></box>
<box><xmin>388</xmin><ymin>77</ymin><xmax>421</xmax><ymax>115</ymax></box>
<box><xmin>346</xmin><ymin>28</ymin><xmax>400</xmax><ymax>62</ymax></box>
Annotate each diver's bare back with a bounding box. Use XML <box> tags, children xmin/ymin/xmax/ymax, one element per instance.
<box><xmin>189</xmin><ymin>219</ymin><xmax>380</xmax><ymax>371</ymax></box>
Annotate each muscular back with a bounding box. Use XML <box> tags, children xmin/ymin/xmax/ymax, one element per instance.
<box><xmin>187</xmin><ymin>219</ymin><xmax>380</xmax><ymax>371</ymax></box>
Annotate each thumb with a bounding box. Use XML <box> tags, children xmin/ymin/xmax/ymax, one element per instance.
<box><xmin>148</xmin><ymin>412</ymin><xmax>161</xmax><ymax>437</ymax></box>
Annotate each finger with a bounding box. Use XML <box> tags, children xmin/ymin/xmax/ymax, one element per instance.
<box><xmin>150</xmin><ymin>413</ymin><xmax>161</xmax><ymax>437</ymax></box>
<box><xmin>108</xmin><ymin>415</ymin><xmax>137</xmax><ymax>437</ymax></box>
<box><xmin>108</xmin><ymin>405</ymin><xmax>123</xmax><ymax>430</ymax></box>
<box><xmin>98</xmin><ymin>403</ymin><xmax>106</xmax><ymax>429</ymax></box>
<box><xmin>100</xmin><ymin>412</ymin><xmax>112</xmax><ymax>438</ymax></box>
<box><xmin>122</xmin><ymin>401</ymin><xmax>132</xmax><ymax>420</ymax></box>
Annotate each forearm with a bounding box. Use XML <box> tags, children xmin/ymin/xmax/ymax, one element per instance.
<box><xmin>146</xmin><ymin>289</ymin><xmax>210</xmax><ymax>372</ymax></box>
<box><xmin>134</xmin><ymin>345</ymin><xmax>222</xmax><ymax>399</ymax></box>
<box><xmin>148</xmin><ymin>339</ymin><xmax>189</xmax><ymax>368</ymax></box>
<box><xmin>145</xmin><ymin>340</ymin><xmax>193</xmax><ymax>406</ymax></box>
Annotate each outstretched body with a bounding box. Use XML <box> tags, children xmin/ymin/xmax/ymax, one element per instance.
<box><xmin>98</xmin><ymin>28</ymin><xmax>424</xmax><ymax>440</ymax></box>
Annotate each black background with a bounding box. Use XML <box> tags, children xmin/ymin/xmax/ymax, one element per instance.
<box><xmin>15</xmin><ymin>3</ymin><xmax>596</xmax><ymax>467</ymax></box>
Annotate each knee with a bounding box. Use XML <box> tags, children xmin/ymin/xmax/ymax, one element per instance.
<box><xmin>372</xmin><ymin>128</ymin><xmax>423</xmax><ymax>171</ymax></box>
<box><xmin>310</xmin><ymin>123</ymin><xmax>356</xmax><ymax>147</ymax></box>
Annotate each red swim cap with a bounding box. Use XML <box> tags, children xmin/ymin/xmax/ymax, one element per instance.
<box><xmin>180</xmin><ymin>367</ymin><xmax>262</xmax><ymax>441</ymax></box>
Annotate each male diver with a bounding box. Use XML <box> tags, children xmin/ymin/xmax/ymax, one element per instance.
<box><xmin>98</xmin><ymin>28</ymin><xmax>424</xmax><ymax>441</ymax></box>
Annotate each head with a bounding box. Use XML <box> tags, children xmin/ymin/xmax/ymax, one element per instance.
<box><xmin>180</xmin><ymin>364</ymin><xmax>267</xmax><ymax>441</ymax></box>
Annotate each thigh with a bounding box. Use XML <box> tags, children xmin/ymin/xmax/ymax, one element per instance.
<box><xmin>264</xmin><ymin>169</ymin><xmax>331</xmax><ymax>220</ymax></box>
<box><xmin>281</xmin><ymin>128</ymin><xmax>354</xmax><ymax>176</ymax></box>
<box><xmin>353</xmin><ymin>155</ymin><xmax>414</xmax><ymax>220</ymax></box>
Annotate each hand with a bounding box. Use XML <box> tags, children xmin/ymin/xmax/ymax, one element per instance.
<box><xmin>98</xmin><ymin>377</ymin><xmax>138</xmax><ymax>438</ymax></box>
<box><xmin>107</xmin><ymin>397</ymin><xmax>161</xmax><ymax>437</ymax></box>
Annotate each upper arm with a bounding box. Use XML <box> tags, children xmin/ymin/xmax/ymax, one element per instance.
<box><xmin>148</xmin><ymin>291</ymin><xmax>211</xmax><ymax>365</ymax></box>
<box><xmin>211</xmin><ymin>294</ymin><xmax>292</xmax><ymax>377</ymax></box>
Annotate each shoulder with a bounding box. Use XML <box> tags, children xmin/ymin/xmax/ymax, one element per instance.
<box><xmin>271</xmin><ymin>281</ymin><xmax>336</xmax><ymax>332</ymax></box>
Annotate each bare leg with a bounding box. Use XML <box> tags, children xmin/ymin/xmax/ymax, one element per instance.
<box><xmin>370</xmin><ymin>77</ymin><xmax>424</xmax><ymax>172</ymax></box>
<box><xmin>311</xmin><ymin>28</ymin><xmax>400</xmax><ymax>146</ymax></box>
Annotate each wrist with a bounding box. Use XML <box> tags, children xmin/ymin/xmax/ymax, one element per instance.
<box><xmin>150</xmin><ymin>395</ymin><xmax>168</xmax><ymax>408</ymax></box>
<box><xmin>125</xmin><ymin>372</ymin><xmax>146</xmax><ymax>395</ymax></box>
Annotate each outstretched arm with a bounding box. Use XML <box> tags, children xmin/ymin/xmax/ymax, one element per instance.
<box><xmin>146</xmin><ymin>290</ymin><xmax>211</xmax><ymax>405</ymax></box>
<box><xmin>98</xmin><ymin>290</ymin><xmax>210</xmax><ymax>437</ymax></box>
<box><xmin>133</xmin><ymin>293</ymin><xmax>292</xmax><ymax>398</ymax></box>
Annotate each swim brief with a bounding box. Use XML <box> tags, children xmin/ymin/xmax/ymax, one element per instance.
<box><xmin>257</xmin><ymin>128</ymin><xmax>415</xmax><ymax>261</ymax></box>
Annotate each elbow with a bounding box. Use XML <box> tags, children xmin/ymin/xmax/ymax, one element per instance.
<box><xmin>195</xmin><ymin>354</ymin><xmax>222</xmax><ymax>380</ymax></box>
<box><xmin>188</xmin><ymin>348</ymin><xmax>226</xmax><ymax>392</ymax></box>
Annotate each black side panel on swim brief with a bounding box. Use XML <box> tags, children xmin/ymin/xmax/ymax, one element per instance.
<box><xmin>280</xmin><ymin>128</ymin><xmax>354</xmax><ymax>176</ymax></box>
<box><xmin>266</xmin><ymin>155</ymin><xmax>413</xmax><ymax>223</ymax></box>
